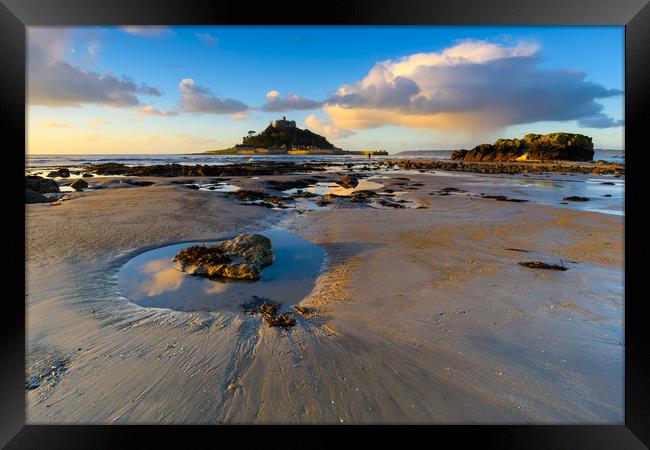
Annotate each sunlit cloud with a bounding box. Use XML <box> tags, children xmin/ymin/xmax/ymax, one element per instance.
<box><xmin>134</xmin><ymin>105</ymin><xmax>178</xmax><ymax>117</ymax></box>
<box><xmin>305</xmin><ymin>114</ymin><xmax>354</xmax><ymax>139</ymax></box>
<box><xmin>323</xmin><ymin>39</ymin><xmax>623</xmax><ymax>133</ymax></box>
<box><xmin>230</xmin><ymin>112</ymin><xmax>251</xmax><ymax>121</ymax></box>
<box><xmin>119</xmin><ymin>26</ymin><xmax>172</xmax><ymax>38</ymax></box>
<box><xmin>262</xmin><ymin>90</ymin><xmax>322</xmax><ymax>112</ymax></box>
<box><xmin>42</xmin><ymin>120</ymin><xmax>70</xmax><ymax>128</ymax></box>
<box><xmin>177</xmin><ymin>78</ymin><xmax>249</xmax><ymax>114</ymax></box>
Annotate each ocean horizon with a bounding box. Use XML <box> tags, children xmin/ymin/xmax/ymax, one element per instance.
<box><xmin>25</xmin><ymin>149</ymin><xmax>625</xmax><ymax>169</ymax></box>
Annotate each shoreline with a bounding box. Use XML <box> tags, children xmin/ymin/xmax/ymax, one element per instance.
<box><xmin>25</xmin><ymin>164</ymin><xmax>624</xmax><ymax>424</ymax></box>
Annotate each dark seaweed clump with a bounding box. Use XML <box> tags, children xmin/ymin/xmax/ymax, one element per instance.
<box><xmin>240</xmin><ymin>296</ymin><xmax>296</xmax><ymax>327</ymax></box>
<box><xmin>174</xmin><ymin>245</ymin><xmax>232</xmax><ymax>266</ymax></box>
<box><xmin>519</xmin><ymin>261</ymin><xmax>568</xmax><ymax>271</ymax></box>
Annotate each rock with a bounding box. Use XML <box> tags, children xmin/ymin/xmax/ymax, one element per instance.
<box><xmin>70</xmin><ymin>179</ymin><xmax>88</xmax><ymax>191</ymax></box>
<box><xmin>185</xmin><ymin>184</ymin><xmax>200</xmax><ymax>190</ymax></box>
<box><xmin>46</xmin><ymin>168</ymin><xmax>70</xmax><ymax>178</ymax></box>
<box><xmin>562</xmin><ymin>196</ymin><xmax>590</xmax><ymax>202</ymax></box>
<box><xmin>25</xmin><ymin>189</ymin><xmax>50</xmax><ymax>204</ymax></box>
<box><xmin>481</xmin><ymin>194</ymin><xmax>528</xmax><ymax>203</ymax></box>
<box><xmin>519</xmin><ymin>261</ymin><xmax>568</xmax><ymax>271</ymax></box>
<box><xmin>349</xmin><ymin>190</ymin><xmax>380</xmax><ymax>203</ymax></box>
<box><xmin>173</xmin><ymin>233</ymin><xmax>274</xmax><ymax>281</ymax></box>
<box><xmin>452</xmin><ymin>133</ymin><xmax>593</xmax><ymax>162</ymax></box>
<box><xmin>228</xmin><ymin>190</ymin><xmax>286</xmax><ymax>207</ymax></box>
<box><xmin>525</xmin><ymin>133</ymin><xmax>594</xmax><ymax>161</ymax></box>
<box><xmin>294</xmin><ymin>305</ymin><xmax>315</xmax><ymax>317</ymax></box>
<box><xmin>127</xmin><ymin>180</ymin><xmax>155</xmax><ymax>187</ymax></box>
<box><xmin>25</xmin><ymin>375</ymin><xmax>40</xmax><ymax>390</ymax></box>
<box><xmin>336</xmin><ymin>175</ymin><xmax>359</xmax><ymax>188</ymax></box>
<box><xmin>240</xmin><ymin>297</ymin><xmax>297</xmax><ymax>327</ymax></box>
<box><xmin>266</xmin><ymin>179</ymin><xmax>312</xmax><ymax>191</ymax></box>
<box><xmin>89</xmin><ymin>161</ymin><xmax>328</xmax><ymax>177</ymax></box>
<box><xmin>25</xmin><ymin>176</ymin><xmax>60</xmax><ymax>194</ymax></box>
<box><xmin>82</xmin><ymin>173</ymin><xmax>94</xmax><ymax>177</ymax></box>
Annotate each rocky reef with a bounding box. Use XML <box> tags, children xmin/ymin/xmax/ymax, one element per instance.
<box><xmin>173</xmin><ymin>234</ymin><xmax>274</xmax><ymax>281</ymax></box>
<box><xmin>452</xmin><ymin>133</ymin><xmax>594</xmax><ymax>162</ymax></box>
<box><xmin>89</xmin><ymin>161</ymin><xmax>328</xmax><ymax>177</ymax></box>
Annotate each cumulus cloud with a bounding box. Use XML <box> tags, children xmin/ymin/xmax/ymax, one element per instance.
<box><xmin>324</xmin><ymin>39</ymin><xmax>623</xmax><ymax>132</ymax></box>
<box><xmin>196</xmin><ymin>32</ymin><xmax>218</xmax><ymax>47</ymax></box>
<box><xmin>305</xmin><ymin>114</ymin><xmax>354</xmax><ymax>139</ymax></box>
<box><xmin>119</xmin><ymin>26</ymin><xmax>172</xmax><ymax>37</ymax></box>
<box><xmin>134</xmin><ymin>105</ymin><xmax>179</xmax><ymax>117</ymax></box>
<box><xmin>578</xmin><ymin>115</ymin><xmax>624</xmax><ymax>128</ymax></box>
<box><xmin>42</xmin><ymin>120</ymin><xmax>70</xmax><ymax>128</ymax></box>
<box><xmin>262</xmin><ymin>90</ymin><xmax>323</xmax><ymax>111</ymax></box>
<box><xmin>28</xmin><ymin>28</ymin><xmax>163</xmax><ymax>108</ymax></box>
<box><xmin>177</xmin><ymin>78</ymin><xmax>248</xmax><ymax>114</ymax></box>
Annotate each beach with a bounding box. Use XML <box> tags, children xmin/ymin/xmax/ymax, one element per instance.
<box><xmin>25</xmin><ymin>159</ymin><xmax>624</xmax><ymax>424</ymax></box>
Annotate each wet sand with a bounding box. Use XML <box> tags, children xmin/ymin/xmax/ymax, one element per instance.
<box><xmin>25</xmin><ymin>169</ymin><xmax>624</xmax><ymax>424</ymax></box>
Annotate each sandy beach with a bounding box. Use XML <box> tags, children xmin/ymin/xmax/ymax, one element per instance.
<box><xmin>24</xmin><ymin>163</ymin><xmax>624</xmax><ymax>424</ymax></box>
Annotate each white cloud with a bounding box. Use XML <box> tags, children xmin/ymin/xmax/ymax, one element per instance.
<box><xmin>28</xmin><ymin>28</ymin><xmax>163</xmax><ymax>108</ymax></box>
<box><xmin>324</xmin><ymin>39</ymin><xmax>623</xmax><ymax>132</ymax></box>
<box><xmin>134</xmin><ymin>105</ymin><xmax>178</xmax><ymax>117</ymax></box>
<box><xmin>262</xmin><ymin>90</ymin><xmax>322</xmax><ymax>111</ymax></box>
<box><xmin>305</xmin><ymin>114</ymin><xmax>354</xmax><ymax>139</ymax></box>
<box><xmin>177</xmin><ymin>78</ymin><xmax>248</xmax><ymax>114</ymax></box>
<box><xmin>42</xmin><ymin>120</ymin><xmax>70</xmax><ymax>128</ymax></box>
<box><xmin>196</xmin><ymin>32</ymin><xmax>218</xmax><ymax>47</ymax></box>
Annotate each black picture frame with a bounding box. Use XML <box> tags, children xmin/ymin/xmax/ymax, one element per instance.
<box><xmin>3</xmin><ymin>0</ymin><xmax>648</xmax><ymax>447</ymax></box>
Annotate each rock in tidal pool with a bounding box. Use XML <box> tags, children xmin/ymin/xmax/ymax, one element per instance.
<box><xmin>173</xmin><ymin>233</ymin><xmax>274</xmax><ymax>281</ymax></box>
<box><xmin>336</xmin><ymin>175</ymin><xmax>359</xmax><ymax>189</ymax></box>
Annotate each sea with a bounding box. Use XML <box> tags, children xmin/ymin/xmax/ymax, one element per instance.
<box><xmin>25</xmin><ymin>149</ymin><xmax>624</xmax><ymax>169</ymax></box>
<box><xmin>25</xmin><ymin>150</ymin><xmax>624</xmax><ymax>216</ymax></box>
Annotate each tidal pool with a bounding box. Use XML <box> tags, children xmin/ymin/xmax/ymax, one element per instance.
<box><xmin>117</xmin><ymin>229</ymin><xmax>325</xmax><ymax>313</ymax></box>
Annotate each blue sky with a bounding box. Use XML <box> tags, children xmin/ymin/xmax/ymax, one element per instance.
<box><xmin>27</xmin><ymin>26</ymin><xmax>624</xmax><ymax>154</ymax></box>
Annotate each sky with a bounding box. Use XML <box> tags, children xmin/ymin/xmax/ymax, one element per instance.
<box><xmin>27</xmin><ymin>26</ymin><xmax>624</xmax><ymax>154</ymax></box>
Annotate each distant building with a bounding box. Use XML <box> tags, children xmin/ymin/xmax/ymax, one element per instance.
<box><xmin>271</xmin><ymin>115</ymin><xmax>296</xmax><ymax>129</ymax></box>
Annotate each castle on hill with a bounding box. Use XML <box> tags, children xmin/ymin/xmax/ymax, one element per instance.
<box><xmin>271</xmin><ymin>116</ymin><xmax>296</xmax><ymax>129</ymax></box>
<box><xmin>217</xmin><ymin>116</ymin><xmax>387</xmax><ymax>156</ymax></box>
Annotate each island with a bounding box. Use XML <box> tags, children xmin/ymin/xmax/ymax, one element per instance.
<box><xmin>203</xmin><ymin>116</ymin><xmax>387</xmax><ymax>156</ymax></box>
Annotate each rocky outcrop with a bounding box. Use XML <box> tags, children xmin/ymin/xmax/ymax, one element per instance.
<box><xmin>25</xmin><ymin>176</ymin><xmax>60</xmax><ymax>194</ymax></box>
<box><xmin>173</xmin><ymin>234</ymin><xmax>274</xmax><ymax>281</ymax></box>
<box><xmin>46</xmin><ymin>168</ymin><xmax>70</xmax><ymax>178</ymax></box>
<box><xmin>25</xmin><ymin>189</ymin><xmax>50</xmax><ymax>204</ymax></box>
<box><xmin>451</xmin><ymin>133</ymin><xmax>594</xmax><ymax>162</ymax></box>
<box><xmin>89</xmin><ymin>161</ymin><xmax>328</xmax><ymax>177</ymax></box>
<box><xmin>336</xmin><ymin>175</ymin><xmax>359</xmax><ymax>188</ymax></box>
<box><xmin>524</xmin><ymin>133</ymin><xmax>594</xmax><ymax>161</ymax></box>
<box><xmin>69</xmin><ymin>179</ymin><xmax>88</xmax><ymax>190</ymax></box>
<box><xmin>227</xmin><ymin>190</ymin><xmax>286</xmax><ymax>207</ymax></box>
